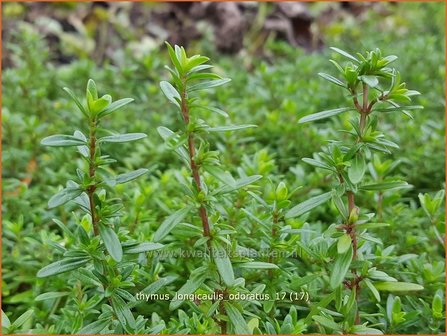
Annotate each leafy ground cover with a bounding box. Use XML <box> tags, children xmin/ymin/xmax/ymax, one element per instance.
<box><xmin>2</xmin><ymin>2</ymin><xmax>445</xmax><ymax>335</ymax></box>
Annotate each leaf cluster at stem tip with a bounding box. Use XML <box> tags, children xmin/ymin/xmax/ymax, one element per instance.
<box><xmin>299</xmin><ymin>47</ymin><xmax>423</xmax><ymax>124</ymax></box>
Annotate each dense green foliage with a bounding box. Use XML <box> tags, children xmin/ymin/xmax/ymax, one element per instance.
<box><xmin>2</xmin><ymin>2</ymin><xmax>445</xmax><ymax>335</ymax></box>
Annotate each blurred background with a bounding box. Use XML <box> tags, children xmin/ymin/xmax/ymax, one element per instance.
<box><xmin>2</xmin><ymin>1</ymin><xmax>445</xmax><ymax>331</ymax></box>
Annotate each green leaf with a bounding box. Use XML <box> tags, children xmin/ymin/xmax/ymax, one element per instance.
<box><xmin>170</xmin><ymin>268</ymin><xmax>207</xmax><ymax>310</ymax></box>
<box><xmin>35</xmin><ymin>292</ymin><xmax>70</xmax><ymax>301</ymax></box>
<box><xmin>154</xmin><ymin>205</ymin><xmax>194</xmax><ymax>242</ymax></box>
<box><xmin>194</xmin><ymin>105</ymin><xmax>229</xmax><ymax>117</ymax></box>
<box><xmin>318</xmin><ymin>72</ymin><xmax>345</xmax><ymax>88</ymax></box>
<box><xmin>77</xmin><ymin>319</ymin><xmax>110</xmax><ymax>334</ymax></box>
<box><xmin>298</xmin><ymin>107</ymin><xmax>352</xmax><ymax>123</ymax></box>
<box><xmin>74</xmin><ymin>131</ymin><xmax>89</xmax><ymax>157</ymax></box>
<box><xmin>187</xmin><ymin>72</ymin><xmax>221</xmax><ymax>81</ymax></box>
<box><xmin>330</xmin><ymin>47</ymin><xmax>360</xmax><ymax>63</ymax></box>
<box><xmin>333</xmin><ymin>195</ymin><xmax>348</xmax><ymax>219</ymax></box>
<box><xmin>302</xmin><ymin>158</ymin><xmax>334</xmax><ymax>171</ymax></box>
<box><xmin>157</xmin><ymin>126</ymin><xmax>189</xmax><ymax>161</ymax></box>
<box><xmin>348</xmin><ymin>155</ymin><xmax>366</xmax><ymax>184</ymax></box>
<box><xmin>41</xmin><ymin>134</ymin><xmax>86</xmax><ymax>147</ymax></box>
<box><xmin>432</xmin><ymin>292</ymin><xmax>443</xmax><ymax>318</ymax></box>
<box><xmin>142</xmin><ymin>276</ymin><xmax>177</xmax><ymax>295</ymax></box>
<box><xmin>97</xmin><ymin>98</ymin><xmax>134</xmax><ymax>117</ymax></box>
<box><xmin>291</xmin><ymin>274</ymin><xmax>320</xmax><ymax>289</ymax></box>
<box><xmin>211</xmin><ymin>240</ymin><xmax>235</xmax><ymax>286</ymax></box>
<box><xmin>165</xmin><ymin>42</ymin><xmax>183</xmax><ymax>74</ymax></box>
<box><xmin>305</xmin><ymin>291</ymin><xmax>336</xmax><ymax>324</ymax></box>
<box><xmin>237</xmin><ymin>262</ymin><xmax>279</xmax><ymax>269</ymax></box>
<box><xmin>356</xmin><ymin>222</ymin><xmax>390</xmax><ymax>230</ymax></box>
<box><xmin>63</xmin><ymin>87</ymin><xmax>88</xmax><ymax>117</ymax></box>
<box><xmin>37</xmin><ymin>258</ymin><xmax>89</xmax><ymax>277</ymax></box>
<box><xmin>285</xmin><ymin>191</ymin><xmax>332</xmax><ymax>219</ymax></box>
<box><xmin>2</xmin><ymin>310</ymin><xmax>11</xmax><ymax>329</ymax></box>
<box><xmin>11</xmin><ymin>309</ymin><xmax>34</xmax><ymax>329</ymax></box>
<box><xmin>360</xmin><ymin>181</ymin><xmax>409</xmax><ymax>191</ymax></box>
<box><xmin>115</xmin><ymin>169</ymin><xmax>149</xmax><ymax>184</ymax></box>
<box><xmin>99</xmin><ymin>133</ymin><xmax>147</xmax><ymax>143</ymax></box>
<box><xmin>382</xmin><ymin>55</ymin><xmax>398</xmax><ymax>65</ymax></box>
<box><xmin>189</xmin><ymin>64</ymin><xmax>213</xmax><ymax>73</ymax></box>
<box><xmin>99</xmin><ymin>225</ymin><xmax>122</xmax><ymax>262</ymax></box>
<box><xmin>351</xmin><ymin>325</ymin><xmax>384</xmax><ymax>334</ymax></box>
<box><xmin>160</xmin><ymin>81</ymin><xmax>181</xmax><ymax>107</ymax></box>
<box><xmin>337</xmin><ymin>234</ymin><xmax>352</xmax><ymax>254</ymax></box>
<box><xmin>188</xmin><ymin>78</ymin><xmax>231</xmax><ymax>92</ymax></box>
<box><xmin>175</xmin><ymin>45</ymin><xmax>186</xmax><ymax>68</ymax></box>
<box><xmin>419</xmin><ymin>190</ymin><xmax>445</xmax><ymax>218</ymax></box>
<box><xmin>374</xmin><ymin>282</ymin><xmax>424</xmax><ymax>292</ymax></box>
<box><xmin>207</xmin><ymin>124</ymin><xmax>257</xmax><ymax>132</ymax></box>
<box><xmin>364</xmin><ymin>279</ymin><xmax>381</xmax><ymax>302</ymax></box>
<box><xmin>112</xmin><ymin>295</ymin><xmax>136</xmax><ymax>330</ymax></box>
<box><xmin>125</xmin><ymin>242</ymin><xmax>164</xmax><ymax>254</ymax></box>
<box><xmin>375</xmin><ymin>105</ymin><xmax>423</xmax><ymax>113</ymax></box>
<box><xmin>247</xmin><ymin>318</ymin><xmax>259</xmax><ymax>334</ymax></box>
<box><xmin>91</xmin><ymin>94</ymin><xmax>112</xmax><ymax>115</ymax></box>
<box><xmin>205</xmin><ymin>166</ymin><xmax>235</xmax><ymax>186</ymax></box>
<box><xmin>329</xmin><ymin>59</ymin><xmax>344</xmax><ymax>74</ymax></box>
<box><xmin>369</xmin><ymin>270</ymin><xmax>398</xmax><ymax>282</ymax></box>
<box><xmin>86</xmin><ymin>79</ymin><xmax>98</xmax><ymax>100</ymax></box>
<box><xmin>330</xmin><ymin>245</ymin><xmax>353</xmax><ymax>289</ymax></box>
<box><xmin>185</xmin><ymin>55</ymin><xmax>210</xmax><ymax>72</ymax></box>
<box><xmin>73</xmin><ymin>268</ymin><xmax>102</xmax><ymax>287</ymax></box>
<box><xmin>224</xmin><ymin>302</ymin><xmax>251</xmax><ymax>334</ymax></box>
<box><xmin>215</xmin><ymin>175</ymin><xmax>262</xmax><ymax>194</ymax></box>
<box><xmin>312</xmin><ymin>315</ymin><xmax>341</xmax><ymax>331</ymax></box>
<box><xmin>276</xmin><ymin>181</ymin><xmax>288</xmax><ymax>200</ymax></box>
<box><xmin>48</xmin><ymin>187</ymin><xmax>83</xmax><ymax>209</ymax></box>
<box><xmin>360</xmin><ymin>75</ymin><xmax>379</xmax><ymax>88</ymax></box>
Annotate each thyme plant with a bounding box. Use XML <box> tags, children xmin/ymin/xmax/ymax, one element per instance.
<box><xmin>37</xmin><ymin>80</ymin><xmax>163</xmax><ymax>334</ymax></box>
<box><xmin>297</xmin><ymin>47</ymin><xmax>425</xmax><ymax>333</ymax></box>
<box><xmin>157</xmin><ymin>42</ymin><xmax>278</xmax><ymax>334</ymax></box>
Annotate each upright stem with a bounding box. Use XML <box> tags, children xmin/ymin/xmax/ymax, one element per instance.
<box><xmin>87</xmin><ymin>117</ymin><xmax>115</xmax><ymax>308</ymax></box>
<box><xmin>362</xmin><ymin>83</ymin><xmax>369</xmax><ymax>112</ymax></box>
<box><xmin>88</xmin><ymin>118</ymin><xmax>99</xmax><ymax>236</ymax></box>
<box><xmin>180</xmin><ymin>79</ymin><xmax>212</xmax><ymax>240</ymax></box>
<box><xmin>347</xmin><ymin>192</ymin><xmax>355</xmax><ymax>213</ymax></box>
<box><xmin>179</xmin><ymin>78</ymin><xmax>226</xmax><ymax>333</ymax></box>
<box><xmin>346</xmin><ymin>83</ymin><xmax>370</xmax><ymax>324</ymax></box>
<box><xmin>188</xmin><ymin>135</ymin><xmax>212</xmax><ymax>238</ymax></box>
<box><xmin>359</xmin><ymin>113</ymin><xmax>367</xmax><ymax>138</ymax></box>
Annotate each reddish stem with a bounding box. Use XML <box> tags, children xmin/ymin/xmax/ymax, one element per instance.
<box><xmin>353</xmin><ymin>96</ymin><xmax>362</xmax><ymax>112</ymax></box>
<box><xmin>347</xmin><ymin>84</ymin><xmax>371</xmax><ymax>325</ymax></box>
<box><xmin>181</xmin><ymin>80</ymin><xmax>211</xmax><ymax>241</ymax></box>
<box><xmin>362</xmin><ymin>83</ymin><xmax>369</xmax><ymax>111</ymax></box>
<box><xmin>347</xmin><ymin>191</ymin><xmax>355</xmax><ymax>214</ymax></box>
